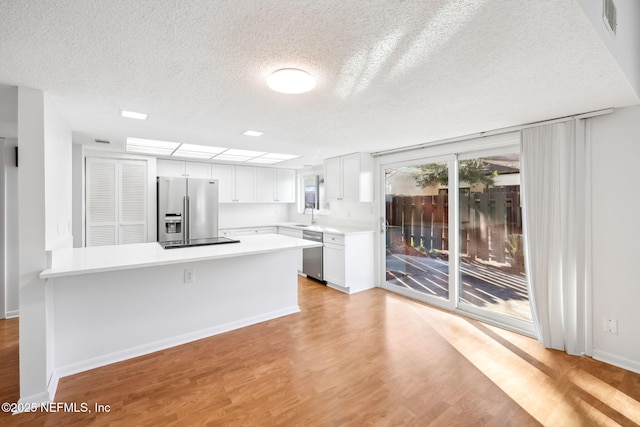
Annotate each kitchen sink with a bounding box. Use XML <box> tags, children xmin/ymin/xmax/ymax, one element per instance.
<box><xmin>292</xmin><ymin>224</ymin><xmax>310</xmax><ymax>227</ymax></box>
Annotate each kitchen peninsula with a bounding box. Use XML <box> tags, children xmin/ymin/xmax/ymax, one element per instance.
<box><xmin>39</xmin><ymin>234</ymin><xmax>321</xmax><ymax>396</ymax></box>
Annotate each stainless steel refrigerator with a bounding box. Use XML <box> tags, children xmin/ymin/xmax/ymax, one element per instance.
<box><xmin>157</xmin><ymin>177</ymin><xmax>219</xmax><ymax>242</ymax></box>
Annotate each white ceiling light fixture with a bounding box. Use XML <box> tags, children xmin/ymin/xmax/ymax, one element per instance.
<box><xmin>260</xmin><ymin>153</ymin><xmax>300</xmax><ymax>160</ymax></box>
<box><xmin>173</xmin><ymin>143</ymin><xmax>228</xmax><ymax>159</ymax></box>
<box><xmin>125</xmin><ymin>138</ymin><xmax>300</xmax><ymax>164</ymax></box>
<box><xmin>126</xmin><ymin>137</ymin><xmax>179</xmax><ymax>155</ymax></box>
<box><xmin>247</xmin><ymin>153</ymin><xmax>301</xmax><ymax>164</ymax></box>
<box><xmin>267</xmin><ymin>68</ymin><xmax>316</xmax><ymax>94</ymax></box>
<box><xmin>243</xmin><ymin>130</ymin><xmax>264</xmax><ymax>136</ymax></box>
<box><xmin>119</xmin><ymin>109</ymin><xmax>148</xmax><ymax>120</ymax></box>
<box><xmin>213</xmin><ymin>148</ymin><xmax>267</xmax><ymax>162</ymax></box>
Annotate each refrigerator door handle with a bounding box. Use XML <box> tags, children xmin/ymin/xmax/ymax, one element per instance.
<box><xmin>183</xmin><ymin>196</ymin><xmax>190</xmax><ymax>240</ymax></box>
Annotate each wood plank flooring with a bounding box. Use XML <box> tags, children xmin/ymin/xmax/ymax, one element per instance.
<box><xmin>2</xmin><ymin>277</ymin><xmax>640</xmax><ymax>426</ymax></box>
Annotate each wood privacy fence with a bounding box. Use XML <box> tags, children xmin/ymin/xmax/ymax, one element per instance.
<box><xmin>386</xmin><ymin>190</ymin><xmax>524</xmax><ymax>266</ymax></box>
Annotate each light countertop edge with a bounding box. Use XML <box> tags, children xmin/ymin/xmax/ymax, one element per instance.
<box><xmin>40</xmin><ymin>234</ymin><xmax>321</xmax><ymax>279</ymax></box>
<box><xmin>222</xmin><ymin>223</ymin><xmax>375</xmax><ymax>235</ymax></box>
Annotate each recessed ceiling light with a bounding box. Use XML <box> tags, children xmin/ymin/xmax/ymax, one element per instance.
<box><xmin>120</xmin><ymin>109</ymin><xmax>148</xmax><ymax>120</ymax></box>
<box><xmin>243</xmin><ymin>130</ymin><xmax>263</xmax><ymax>137</ymax></box>
<box><xmin>267</xmin><ymin>68</ymin><xmax>316</xmax><ymax>94</ymax></box>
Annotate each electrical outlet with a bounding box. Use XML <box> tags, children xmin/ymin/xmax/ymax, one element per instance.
<box><xmin>184</xmin><ymin>268</ymin><xmax>195</xmax><ymax>283</ymax></box>
<box><xmin>603</xmin><ymin>317</ymin><xmax>618</xmax><ymax>334</ymax></box>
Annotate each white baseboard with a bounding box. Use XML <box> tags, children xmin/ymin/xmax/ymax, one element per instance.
<box><xmin>326</xmin><ymin>282</ymin><xmax>349</xmax><ymax>294</ymax></box>
<box><xmin>15</xmin><ymin>391</ymin><xmax>53</xmax><ymax>414</ymax></box>
<box><xmin>47</xmin><ymin>369</ymin><xmax>60</xmax><ymax>401</ymax></box>
<box><xmin>592</xmin><ymin>349</ymin><xmax>640</xmax><ymax>375</ymax></box>
<box><xmin>56</xmin><ymin>306</ymin><xmax>300</xmax><ymax>379</ymax></box>
<box><xmin>5</xmin><ymin>310</ymin><xmax>19</xmax><ymax>318</ymax></box>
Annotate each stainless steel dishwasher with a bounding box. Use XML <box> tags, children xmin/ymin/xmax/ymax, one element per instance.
<box><xmin>302</xmin><ymin>230</ymin><xmax>325</xmax><ymax>283</ymax></box>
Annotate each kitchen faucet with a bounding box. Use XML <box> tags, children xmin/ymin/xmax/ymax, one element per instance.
<box><xmin>304</xmin><ymin>204</ymin><xmax>316</xmax><ymax>224</ymax></box>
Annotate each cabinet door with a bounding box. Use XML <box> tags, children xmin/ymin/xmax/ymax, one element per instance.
<box><xmin>275</xmin><ymin>169</ymin><xmax>295</xmax><ymax>202</ymax></box>
<box><xmin>86</xmin><ymin>158</ymin><xmax>118</xmax><ymax>246</ymax></box>
<box><xmin>211</xmin><ymin>164</ymin><xmax>235</xmax><ymax>203</ymax></box>
<box><xmin>86</xmin><ymin>158</ymin><xmax>148</xmax><ymax>246</ymax></box>
<box><xmin>185</xmin><ymin>161</ymin><xmax>211</xmax><ymax>179</ymax></box>
<box><xmin>156</xmin><ymin>159</ymin><xmax>185</xmax><ymax>177</ymax></box>
<box><xmin>323</xmin><ymin>242</ymin><xmax>346</xmax><ymax>286</ymax></box>
<box><xmin>341</xmin><ymin>153</ymin><xmax>360</xmax><ymax>201</ymax></box>
<box><xmin>119</xmin><ymin>160</ymin><xmax>148</xmax><ymax>244</ymax></box>
<box><xmin>234</xmin><ymin>166</ymin><xmax>256</xmax><ymax>202</ymax></box>
<box><xmin>255</xmin><ymin>167</ymin><xmax>276</xmax><ymax>202</ymax></box>
<box><xmin>324</xmin><ymin>156</ymin><xmax>343</xmax><ymax>200</ymax></box>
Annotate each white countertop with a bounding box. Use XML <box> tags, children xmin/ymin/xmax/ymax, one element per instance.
<box><xmin>277</xmin><ymin>223</ymin><xmax>375</xmax><ymax>235</ymax></box>
<box><xmin>40</xmin><ymin>234</ymin><xmax>321</xmax><ymax>279</ymax></box>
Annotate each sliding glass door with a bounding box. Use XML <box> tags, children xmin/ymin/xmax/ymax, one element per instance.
<box><xmin>382</xmin><ymin>147</ymin><xmax>534</xmax><ymax>334</ymax></box>
<box><xmin>457</xmin><ymin>152</ymin><xmax>532</xmax><ymax>328</ymax></box>
<box><xmin>384</xmin><ymin>157</ymin><xmax>453</xmax><ymax>308</ymax></box>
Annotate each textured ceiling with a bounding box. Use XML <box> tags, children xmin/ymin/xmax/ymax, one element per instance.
<box><xmin>0</xmin><ymin>0</ymin><xmax>637</xmax><ymax>168</ymax></box>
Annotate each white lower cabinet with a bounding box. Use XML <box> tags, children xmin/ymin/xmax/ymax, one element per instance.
<box><xmin>278</xmin><ymin>227</ymin><xmax>303</xmax><ymax>272</ymax></box>
<box><xmin>220</xmin><ymin>227</ymin><xmax>277</xmax><ymax>238</ymax></box>
<box><xmin>323</xmin><ymin>232</ymin><xmax>375</xmax><ymax>294</ymax></box>
<box><xmin>323</xmin><ymin>241</ymin><xmax>345</xmax><ymax>286</ymax></box>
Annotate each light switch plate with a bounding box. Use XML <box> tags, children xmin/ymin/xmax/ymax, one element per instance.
<box><xmin>184</xmin><ymin>268</ymin><xmax>195</xmax><ymax>283</ymax></box>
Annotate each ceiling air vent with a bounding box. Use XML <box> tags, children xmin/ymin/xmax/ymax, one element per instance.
<box><xmin>94</xmin><ymin>139</ymin><xmax>111</xmax><ymax>144</ymax></box>
<box><xmin>603</xmin><ymin>0</ymin><xmax>617</xmax><ymax>35</ymax></box>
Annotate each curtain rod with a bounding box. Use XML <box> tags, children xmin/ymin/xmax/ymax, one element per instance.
<box><xmin>371</xmin><ymin>108</ymin><xmax>614</xmax><ymax>158</ymax></box>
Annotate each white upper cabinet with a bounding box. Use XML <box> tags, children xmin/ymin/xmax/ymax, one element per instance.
<box><xmin>233</xmin><ymin>166</ymin><xmax>256</xmax><ymax>202</ymax></box>
<box><xmin>158</xmin><ymin>159</ymin><xmax>294</xmax><ymax>203</ymax></box>
<box><xmin>156</xmin><ymin>159</ymin><xmax>211</xmax><ymax>179</ymax></box>
<box><xmin>210</xmin><ymin>163</ymin><xmax>235</xmax><ymax>202</ymax></box>
<box><xmin>255</xmin><ymin>167</ymin><xmax>295</xmax><ymax>203</ymax></box>
<box><xmin>325</xmin><ymin>152</ymin><xmax>373</xmax><ymax>202</ymax></box>
<box><xmin>275</xmin><ymin>169</ymin><xmax>295</xmax><ymax>203</ymax></box>
<box><xmin>211</xmin><ymin>164</ymin><xmax>255</xmax><ymax>203</ymax></box>
<box><xmin>255</xmin><ymin>168</ymin><xmax>276</xmax><ymax>202</ymax></box>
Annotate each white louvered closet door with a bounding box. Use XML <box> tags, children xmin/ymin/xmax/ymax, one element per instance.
<box><xmin>86</xmin><ymin>158</ymin><xmax>148</xmax><ymax>246</ymax></box>
<box><xmin>86</xmin><ymin>158</ymin><xmax>118</xmax><ymax>246</ymax></box>
<box><xmin>119</xmin><ymin>160</ymin><xmax>147</xmax><ymax>244</ymax></box>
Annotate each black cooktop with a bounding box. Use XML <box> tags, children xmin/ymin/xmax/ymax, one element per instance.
<box><xmin>159</xmin><ymin>236</ymin><xmax>240</xmax><ymax>249</ymax></box>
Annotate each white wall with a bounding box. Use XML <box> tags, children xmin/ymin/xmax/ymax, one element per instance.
<box><xmin>0</xmin><ymin>85</ymin><xmax>18</xmax><ymax>137</ymax></box>
<box><xmin>0</xmin><ymin>139</ymin><xmax>5</xmax><ymax>318</ymax></box>
<box><xmin>3</xmin><ymin>140</ymin><xmax>19</xmax><ymax>318</ymax></box>
<box><xmin>577</xmin><ymin>0</ymin><xmax>640</xmax><ymax>98</ymax></box>
<box><xmin>219</xmin><ymin>203</ymin><xmax>289</xmax><ymax>228</ymax></box>
<box><xmin>0</xmin><ymin>86</ymin><xmax>19</xmax><ymax>319</ymax></box>
<box><xmin>18</xmin><ymin>87</ymin><xmax>73</xmax><ymax>403</ymax></box>
<box><xmin>18</xmin><ymin>87</ymin><xmax>49</xmax><ymax>402</ymax></box>
<box><xmin>44</xmin><ymin>96</ymin><xmax>73</xmax><ymax>250</ymax></box>
<box><xmin>589</xmin><ymin>105</ymin><xmax>640</xmax><ymax>372</ymax></box>
<box><xmin>72</xmin><ymin>144</ymin><xmax>84</xmax><ymax>247</ymax></box>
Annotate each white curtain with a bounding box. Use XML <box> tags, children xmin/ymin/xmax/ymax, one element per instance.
<box><xmin>520</xmin><ymin>120</ymin><xmax>584</xmax><ymax>355</ymax></box>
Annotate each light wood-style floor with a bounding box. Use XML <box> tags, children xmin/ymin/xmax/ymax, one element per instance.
<box><xmin>2</xmin><ymin>277</ymin><xmax>640</xmax><ymax>426</ymax></box>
